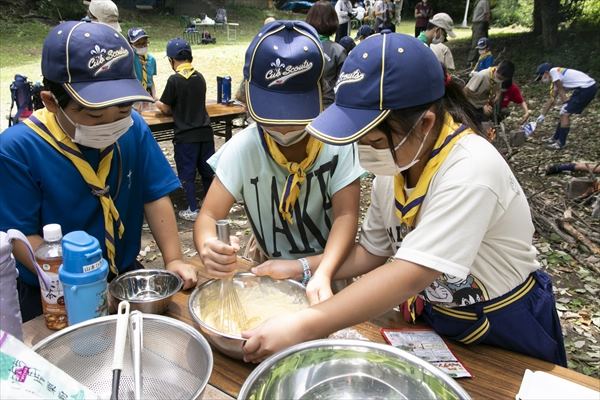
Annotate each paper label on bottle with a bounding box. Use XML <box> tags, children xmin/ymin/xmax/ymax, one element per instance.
<box><xmin>82</xmin><ymin>260</ymin><xmax>102</xmax><ymax>273</ymax></box>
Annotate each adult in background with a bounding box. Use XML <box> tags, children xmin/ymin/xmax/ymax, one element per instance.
<box><xmin>414</xmin><ymin>0</ymin><xmax>433</xmax><ymax>37</ymax></box>
<box><xmin>335</xmin><ymin>0</ymin><xmax>355</xmax><ymax>42</ymax></box>
<box><xmin>307</xmin><ymin>1</ymin><xmax>348</xmax><ymax>108</ymax></box>
<box><xmin>374</xmin><ymin>0</ymin><xmax>387</xmax><ymax>32</ymax></box>
<box><xmin>468</xmin><ymin>0</ymin><xmax>490</xmax><ymax>65</ymax></box>
<box><xmin>393</xmin><ymin>0</ymin><xmax>403</xmax><ymax>24</ymax></box>
<box><xmin>87</xmin><ymin>0</ymin><xmax>121</xmax><ymax>31</ymax></box>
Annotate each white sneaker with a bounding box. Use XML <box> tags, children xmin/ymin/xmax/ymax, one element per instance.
<box><xmin>545</xmin><ymin>141</ymin><xmax>564</xmax><ymax>150</ymax></box>
<box><xmin>178</xmin><ymin>207</ymin><xmax>199</xmax><ymax>221</ymax></box>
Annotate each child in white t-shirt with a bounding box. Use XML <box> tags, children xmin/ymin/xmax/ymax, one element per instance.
<box><xmin>535</xmin><ymin>63</ymin><xmax>597</xmax><ymax>149</ymax></box>
<box><xmin>194</xmin><ymin>21</ymin><xmax>363</xmax><ymax>305</ymax></box>
<box><xmin>242</xmin><ymin>32</ymin><xmax>566</xmax><ymax>368</ymax></box>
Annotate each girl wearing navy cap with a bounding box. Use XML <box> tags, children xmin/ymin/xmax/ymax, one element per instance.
<box><xmin>194</xmin><ymin>21</ymin><xmax>363</xmax><ymax>305</ymax></box>
<box><xmin>242</xmin><ymin>32</ymin><xmax>567</xmax><ymax>367</ymax></box>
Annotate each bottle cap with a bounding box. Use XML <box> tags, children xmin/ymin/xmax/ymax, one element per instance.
<box><xmin>59</xmin><ymin>231</ymin><xmax>108</xmax><ymax>285</ymax></box>
<box><xmin>43</xmin><ymin>224</ymin><xmax>62</xmax><ymax>242</ymax></box>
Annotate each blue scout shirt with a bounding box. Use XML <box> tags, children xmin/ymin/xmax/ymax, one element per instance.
<box><xmin>133</xmin><ymin>53</ymin><xmax>157</xmax><ymax>89</ymax></box>
<box><xmin>0</xmin><ymin>111</ymin><xmax>180</xmax><ymax>286</ymax></box>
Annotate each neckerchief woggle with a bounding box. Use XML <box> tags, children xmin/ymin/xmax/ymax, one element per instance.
<box><xmin>175</xmin><ymin>62</ymin><xmax>195</xmax><ymax>79</ymax></box>
<box><xmin>395</xmin><ymin>113</ymin><xmax>474</xmax><ymax>322</ymax></box>
<box><xmin>23</xmin><ymin>108</ymin><xmax>124</xmax><ymax>276</ymax></box>
<box><xmin>258</xmin><ymin>126</ymin><xmax>323</xmax><ymax>224</ymax></box>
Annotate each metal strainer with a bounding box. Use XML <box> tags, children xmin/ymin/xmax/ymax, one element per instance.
<box><xmin>32</xmin><ymin>314</ymin><xmax>213</xmax><ymax>400</ymax></box>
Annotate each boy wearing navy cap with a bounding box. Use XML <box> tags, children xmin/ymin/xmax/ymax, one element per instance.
<box><xmin>195</xmin><ymin>21</ymin><xmax>363</xmax><ymax>306</ymax></box>
<box><xmin>0</xmin><ymin>21</ymin><xmax>198</xmax><ymax>322</ymax></box>
<box><xmin>242</xmin><ymin>32</ymin><xmax>566</xmax><ymax>368</ymax></box>
<box><xmin>127</xmin><ymin>27</ymin><xmax>157</xmax><ymax>98</ymax></box>
<box><xmin>470</xmin><ymin>37</ymin><xmax>493</xmax><ymax>74</ymax></box>
<box><xmin>156</xmin><ymin>38</ymin><xmax>214</xmax><ymax>221</ymax></box>
<box><xmin>535</xmin><ymin>62</ymin><xmax>597</xmax><ymax>150</ymax></box>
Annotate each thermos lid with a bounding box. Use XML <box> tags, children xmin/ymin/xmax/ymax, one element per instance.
<box><xmin>43</xmin><ymin>224</ymin><xmax>62</xmax><ymax>242</ymax></box>
<box><xmin>59</xmin><ymin>231</ymin><xmax>108</xmax><ymax>285</ymax></box>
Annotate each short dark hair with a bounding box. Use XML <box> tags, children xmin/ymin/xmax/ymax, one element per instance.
<box><xmin>497</xmin><ymin>61</ymin><xmax>515</xmax><ymax>80</ymax></box>
<box><xmin>306</xmin><ymin>0</ymin><xmax>339</xmax><ymax>37</ymax></box>
<box><xmin>43</xmin><ymin>78</ymin><xmax>72</xmax><ymax>108</ymax></box>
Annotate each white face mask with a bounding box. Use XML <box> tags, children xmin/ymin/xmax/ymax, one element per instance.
<box><xmin>263</xmin><ymin>127</ymin><xmax>307</xmax><ymax>147</ymax></box>
<box><xmin>58</xmin><ymin>107</ymin><xmax>133</xmax><ymax>149</ymax></box>
<box><xmin>134</xmin><ymin>46</ymin><xmax>148</xmax><ymax>56</ymax></box>
<box><xmin>431</xmin><ymin>34</ymin><xmax>444</xmax><ymax>45</ymax></box>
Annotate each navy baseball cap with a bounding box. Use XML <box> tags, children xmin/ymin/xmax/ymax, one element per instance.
<box><xmin>535</xmin><ymin>62</ymin><xmax>552</xmax><ymax>81</ymax></box>
<box><xmin>307</xmin><ymin>32</ymin><xmax>444</xmax><ymax>145</ymax></box>
<box><xmin>127</xmin><ymin>27</ymin><xmax>148</xmax><ymax>43</ymax></box>
<box><xmin>476</xmin><ymin>37</ymin><xmax>490</xmax><ymax>49</ymax></box>
<box><xmin>42</xmin><ymin>21</ymin><xmax>153</xmax><ymax>108</ymax></box>
<box><xmin>355</xmin><ymin>25</ymin><xmax>375</xmax><ymax>40</ymax></box>
<box><xmin>243</xmin><ymin>20</ymin><xmax>325</xmax><ymax>125</ymax></box>
<box><xmin>166</xmin><ymin>38</ymin><xmax>192</xmax><ymax>60</ymax></box>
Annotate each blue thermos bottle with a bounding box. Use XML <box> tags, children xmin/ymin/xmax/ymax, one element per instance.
<box><xmin>59</xmin><ymin>231</ymin><xmax>109</xmax><ymax>325</ymax></box>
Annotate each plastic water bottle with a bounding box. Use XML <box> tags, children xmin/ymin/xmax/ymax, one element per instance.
<box><xmin>34</xmin><ymin>224</ymin><xmax>68</xmax><ymax>330</ymax></box>
<box><xmin>222</xmin><ymin>76</ymin><xmax>232</xmax><ymax>104</ymax></box>
<box><xmin>59</xmin><ymin>231</ymin><xmax>109</xmax><ymax>325</ymax></box>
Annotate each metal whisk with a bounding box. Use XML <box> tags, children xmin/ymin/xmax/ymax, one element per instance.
<box><xmin>216</xmin><ymin>220</ymin><xmax>247</xmax><ymax>334</ymax></box>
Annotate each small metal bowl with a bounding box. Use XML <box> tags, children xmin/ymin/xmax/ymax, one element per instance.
<box><xmin>188</xmin><ymin>273</ymin><xmax>308</xmax><ymax>360</ymax></box>
<box><xmin>239</xmin><ymin>339</ymin><xmax>471</xmax><ymax>400</ymax></box>
<box><xmin>109</xmin><ymin>269</ymin><xmax>183</xmax><ymax>314</ymax></box>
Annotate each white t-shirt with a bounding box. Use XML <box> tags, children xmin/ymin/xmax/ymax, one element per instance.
<box><xmin>430</xmin><ymin>43</ymin><xmax>455</xmax><ymax>70</ymax></box>
<box><xmin>209</xmin><ymin>124</ymin><xmax>364</xmax><ymax>259</ymax></box>
<box><xmin>549</xmin><ymin>67</ymin><xmax>596</xmax><ymax>89</ymax></box>
<box><xmin>359</xmin><ymin>134</ymin><xmax>539</xmax><ymax>307</ymax></box>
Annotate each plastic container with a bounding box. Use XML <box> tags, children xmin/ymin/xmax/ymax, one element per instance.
<box><xmin>222</xmin><ymin>76</ymin><xmax>232</xmax><ymax>104</ymax></box>
<box><xmin>35</xmin><ymin>224</ymin><xmax>68</xmax><ymax>330</ymax></box>
<box><xmin>217</xmin><ymin>76</ymin><xmax>223</xmax><ymax>103</ymax></box>
<box><xmin>59</xmin><ymin>231</ymin><xmax>109</xmax><ymax>326</ymax></box>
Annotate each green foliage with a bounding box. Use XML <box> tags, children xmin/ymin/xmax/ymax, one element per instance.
<box><xmin>37</xmin><ymin>0</ymin><xmax>86</xmax><ymax>20</ymax></box>
<box><xmin>491</xmin><ymin>0</ymin><xmax>533</xmax><ymax>27</ymax></box>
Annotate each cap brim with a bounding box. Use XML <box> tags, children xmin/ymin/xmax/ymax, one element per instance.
<box><xmin>64</xmin><ymin>79</ymin><xmax>153</xmax><ymax>109</ymax></box>
<box><xmin>306</xmin><ymin>103</ymin><xmax>390</xmax><ymax>145</ymax></box>
<box><xmin>246</xmin><ymin>81</ymin><xmax>322</xmax><ymax>125</ymax></box>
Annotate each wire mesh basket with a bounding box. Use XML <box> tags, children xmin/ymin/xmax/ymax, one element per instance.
<box><xmin>32</xmin><ymin>314</ymin><xmax>213</xmax><ymax>400</ymax></box>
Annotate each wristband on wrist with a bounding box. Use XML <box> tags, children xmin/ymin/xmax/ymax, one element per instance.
<box><xmin>299</xmin><ymin>258</ymin><xmax>311</xmax><ymax>286</ymax></box>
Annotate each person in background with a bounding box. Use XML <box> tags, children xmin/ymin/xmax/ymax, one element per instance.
<box><xmin>353</xmin><ymin>2</ymin><xmax>366</xmax><ymax>22</ymax></box>
<box><xmin>194</xmin><ymin>21</ymin><xmax>363</xmax><ymax>306</ymax></box>
<box><xmin>499</xmin><ymin>79</ymin><xmax>530</xmax><ymax>125</ymax></box>
<box><xmin>354</xmin><ymin>24</ymin><xmax>375</xmax><ymax>42</ymax></box>
<box><xmin>307</xmin><ymin>1</ymin><xmax>348</xmax><ymax>108</ymax></box>
<box><xmin>393</xmin><ymin>0</ymin><xmax>403</xmax><ymax>25</ymax></box>
<box><xmin>374</xmin><ymin>0</ymin><xmax>387</xmax><ymax>32</ymax></box>
<box><xmin>464</xmin><ymin>60</ymin><xmax>515</xmax><ymax>124</ymax></box>
<box><xmin>414</xmin><ymin>0</ymin><xmax>433</xmax><ymax>37</ymax></box>
<box><xmin>417</xmin><ymin>13</ymin><xmax>456</xmax><ymax>47</ymax></box>
<box><xmin>339</xmin><ymin>35</ymin><xmax>356</xmax><ymax>53</ymax></box>
<box><xmin>468</xmin><ymin>0</ymin><xmax>490</xmax><ymax>65</ymax></box>
<box><xmin>335</xmin><ymin>0</ymin><xmax>355</xmax><ymax>42</ymax></box>
<box><xmin>241</xmin><ymin>32</ymin><xmax>567</xmax><ymax>369</ymax></box>
<box><xmin>535</xmin><ymin>62</ymin><xmax>597</xmax><ymax>150</ymax></box>
<box><xmin>87</xmin><ymin>0</ymin><xmax>121</xmax><ymax>32</ymax></box>
<box><xmin>156</xmin><ymin>39</ymin><xmax>214</xmax><ymax>221</ymax></box>
<box><xmin>0</xmin><ymin>21</ymin><xmax>197</xmax><ymax>321</ymax></box>
<box><xmin>127</xmin><ymin>28</ymin><xmax>157</xmax><ymax>99</ymax></box>
<box><xmin>471</xmin><ymin>37</ymin><xmax>493</xmax><ymax>75</ymax></box>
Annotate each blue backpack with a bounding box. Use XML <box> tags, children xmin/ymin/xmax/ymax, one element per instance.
<box><xmin>9</xmin><ymin>74</ymin><xmax>33</xmax><ymax>127</ymax></box>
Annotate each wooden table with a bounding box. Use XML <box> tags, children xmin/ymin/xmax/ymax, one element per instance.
<box><xmin>23</xmin><ymin>265</ymin><xmax>599</xmax><ymax>400</ymax></box>
<box><xmin>141</xmin><ymin>102</ymin><xmax>246</xmax><ymax>142</ymax></box>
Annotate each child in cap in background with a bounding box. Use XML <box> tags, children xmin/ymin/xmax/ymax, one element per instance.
<box><xmin>464</xmin><ymin>60</ymin><xmax>515</xmax><ymax>124</ymax></box>
<box><xmin>354</xmin><ymin>24</ymin><xmax>375</xmax><ymax>42</ymax></box>
<box><xmin>127</xmin><ymin>28</ymin><xmax>157</xmax><ymax>99</ymax></box>
<box><xmin>339</xmin><ymin>36</ymin><xmax>356</xmax><ymax>53</ymax></box>
<box><xmin>470</xmin><ymin>37</ymin><xmax>493</xmax><ymax>75</ymax></box>
<box><xmin>307</xmin><ymin>0</ymin><xmax>348</xmax><ymax>108</ymax></box>
<box><xmin>417</xmin><ymin>13</ymin><xmax>456</xmax><ymax>47</ymax></box>
<box><xmin>194</xmin><ymin>21</ymin><xmax>363</xmax><ymax>305</ymax></box>
<box><xmin>156</xmin><ymin>38</ymin><xmax>214</xmax><ymax>221</ymax></box>
<box><xmin>242</xmin><ymin>32</ymin><xmax>566</xmax><ymax>368</ymax></box>
<box><xmin>87</xmin><ymin>0</ymin><xmax>121</xmax><ymax>31</ymax></box>
<box><xmin>535</xmin><ymin>62</ymin><xmax>597</xmax><ymax>150</ymax></box>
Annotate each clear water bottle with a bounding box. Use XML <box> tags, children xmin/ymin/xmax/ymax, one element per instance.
<box><xmin>59</xmin><ymin>231</ymin><xmax>109</xmax><ymax>325</ymax></box>
<box><xmin>35</xmin><ymin>224</ymin><xmax>67</xmax><ymax>330</ymax></box>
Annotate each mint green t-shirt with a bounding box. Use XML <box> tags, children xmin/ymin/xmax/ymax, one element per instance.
<box><xmin>208</xmin><ymin>124</ymin><xmax>364</xmax><ymax>259</ymax></box>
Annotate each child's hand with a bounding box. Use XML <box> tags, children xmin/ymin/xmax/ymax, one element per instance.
<box><xmin>306</xmin><ymin>273</ymin><xmax>333</xmax><ymax>305</ymax></box>
<box><xmin>200</xmin><ymin>236</ymin><xmax>240</xmax><ymax>278</ymax></box>
<box><xmin>165</xmin><ymin>259</ymin><xmax>198</xmax><ymax>289</ymax></box>
<box><xmin>251</xmin><ymin>259</ymin><xmax>302</xmax><ymax>280</ymax></box>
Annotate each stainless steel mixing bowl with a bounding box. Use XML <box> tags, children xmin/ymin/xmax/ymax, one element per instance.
<box><xmin>188</xmin><ymin>272</ymin><xmax>308</xmax><ymax>360</ymax></box>
<box><xmin>109</xmin><ymin>269</ymin><xmax>183</xmax><ymax>314</ymax></box>
<box><xmin>33</xmin><ymin>314</ymin><xmax>213</xmax><ymax>400</ymax></box>
<box><xmin>238</xmin><ymin>339</ymin><xmax>471</xmax><ymax>400</ymax></box>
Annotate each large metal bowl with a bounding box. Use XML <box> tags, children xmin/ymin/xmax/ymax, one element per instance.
<box><xmin>109</xmin><ymin>269</ymin><xmax>183</xmax><ymax>314</ymax></box>
<box><xmin>238</xmin><ymin>339</ymin><xmax>471</xmax><ymax>400</ymax></box>
<box><xmin>33</xmin><ymin>314</ymin><xmax>213</xmax><ymax>400</ymax></box>
<box><xmin>188</xmin><ymin>273</ymin><xmax>308</xmax><ymax>360</ymax></box>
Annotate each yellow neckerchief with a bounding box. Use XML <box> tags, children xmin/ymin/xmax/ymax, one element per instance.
<box><xmin>175</xmin><ymin>62</ymin><xmax>195</xmax><ymax>79</ymax></box>
<box><xmin>139</xmin><ymin>54</ymin><xmax>148</xmax><ymax>89</ymax></box>
<box><xmin>472</xmin><ymin>50</ymin><xmax>491</xmax><ymax>73</ymax></box>
<box><xmin>396</xmin><ymin>113</ymin><xmax>474</xmax><ymax>323</ymax></box>
<box><xmin>23</xmin><ymin>108</ymin><xmax>124</xmax><ymax>276</ymax></box>
<box><xmin>260</xmin><ymin>128</ymin><xmax>323</xmax><ymax>224</ymax></box>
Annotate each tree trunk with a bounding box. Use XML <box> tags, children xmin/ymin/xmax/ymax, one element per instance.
<box><xmin>532</xmin><ymin>0</ymin><xmax>542</xmax><ymax>35</ymax></box>
<box><xmin>540</xmin><ymin>0</ymin><xmax>559</xmax><ymax>48</ymax></box>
